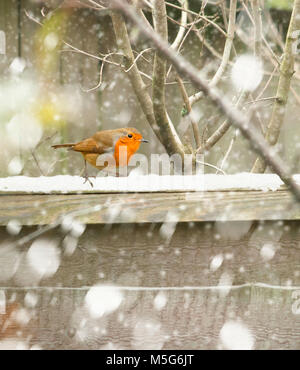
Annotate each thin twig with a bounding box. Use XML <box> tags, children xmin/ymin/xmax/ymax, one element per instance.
<box><xmin>138</xmin><ymin>8</ymin><xmax>154</xmax><ymax>30</ymax></box>
<box><xmin>124</xmin><ymin>48</ymin><xmax>153</xmax><ymax>72</ymax></box>
<box><xmin>25</xmin><ymin>9</ymin><xmax>122</xmax><ymax>73</ymax></box>
<box><xmin>196</xmin><ymin>160</ymin><xmax>227</xmax><ymax>175</ymax></box>
<box><xmin>81</xmin><ymin>52</ymin><xmax>116</xmax><ymax>92</ymax></box>
<box><xmin>24</xmin><ymin>9</ymin><xmax>43</xmax><ymax>25</ymax></box>
<box><xmin>267</xmin><ymin>11</ymin><xmax>285</xmax><ymax>51</ymax></box>
<box><xmin>255</xmin><ymin>64</ymin><xmax>278</xmax><ymax>102</ymax></box>
<box><xmin>31</xmin><ymin>150</ymin><xmax>45</xmax><ymax>176</ymax></box>
<box><xmin>217</xmin><ymin>129</ymin><xmax>237</xmax><ymax>174</ymax></box>
<box><xmin>188</xmin><ymin>11</ymin><xmax>224</xmax><ymax>61</ymax></box>
<box><xmin>252</xmin><ymin>0</ymin><xmax>263</xmax><ymax>56</ymax></box>
<box><xmin>220</xmin><ymin>0</ymin><xmax>228</xmax><ymax>30</ymax></box>
<box><xmin>170</xmin><ymin>0</ymin><xmax>188</xmax><ymax>51</ymax></box>
<box><xmin>176</xmin><ymin>74</ymin><xmax>201</xmax><ymax>148</ymax></box>
<box><xmin>188</xmin><ymin>0</ymin><xmax>237</xmax><ymax>107</ymax></box>
<box><xmin>166</xmin><ymin>9</ymin><xmax>201</xmax><ymax>80</ymax></box>
<box><xmin>244</xmin><ymin>96</ymin><xmax>277</xmax><ymax>105</ymax></box>
<box><xmin>291</xmin><ymin>86</ymin><xmax>300</xmax><ymax>105</ymax></box>
<box><xmin>198</xmin><ymin>92</ymin><xmax>244</xmax><ymax>154</ymax></box>
<box><xmin>210</xmin><ymin>0</ymin><xmax>237</xmax><ymax>87</ymax></box>
<box><xmin>240</xmin><ymin>0</ymin><xmax>281</xmax><ymax>65</ymax></box>
<box><xmin>87</xmin><ymin>0</ymin><xmax>106</xmax><ymax>9</ymax></box>
<box><xmin>165</xmin><ymin>1</ymin><xmax>227</xmax><ymax>37</ymax></box>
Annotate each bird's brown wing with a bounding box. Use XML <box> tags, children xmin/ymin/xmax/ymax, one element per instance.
<box><xmin>72</xmin><ymin>138</ymin><xmax>112</xmax><ymax>154</ymax></box>
<box><xmin>72</xmin><ymin>130</ymin><xmax>121</xmax><ymax>154</ymax></box>
<box><xmin>92</xmin><ymin>130</ymin><xmax>121</xmax><ymax>147</ymax></box>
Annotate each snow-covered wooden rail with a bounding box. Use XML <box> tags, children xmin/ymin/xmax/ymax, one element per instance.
<box><xmin>1</xmin><ymin>189</ymin><xmax>300</xmax><ymax>225</ymax></box>
<box><xmin>1</xmin><ymin>175</ymin><xmax>300</xmax><ymax>350</ymax></box>
<box><xmin>1</xmin><ymin>174</ymin><xmax>300</xmax><ymax>225</ymax></box>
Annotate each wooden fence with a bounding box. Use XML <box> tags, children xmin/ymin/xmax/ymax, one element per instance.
<box><xmin>0</xmin><ymin>183</ymin><xmax>300</xmax><ymax>349</ymax></box>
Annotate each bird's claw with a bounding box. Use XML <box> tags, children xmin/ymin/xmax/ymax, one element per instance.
<box><xmin>83</xmin><ymin>175</ymin><xmax>94</xmax><ymax>188</ymax></box>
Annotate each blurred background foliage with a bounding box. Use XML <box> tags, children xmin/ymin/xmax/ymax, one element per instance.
<box><xmin>267</xmin><ymin>0</ymin><xmax>293</xmax><ymax>10</ymax></box>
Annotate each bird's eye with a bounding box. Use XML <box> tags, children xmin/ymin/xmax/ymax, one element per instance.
<box><xmin>128</xmin><ymin>134</ymin><xmax>133</xmax><ymax>138</ymax></box>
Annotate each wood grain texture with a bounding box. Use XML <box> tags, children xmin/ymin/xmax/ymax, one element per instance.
<box><xmin>1</xmin><ymin>285</ymin><xmax>300</xmax><ymax>350</ymax></box>
<box><xmin>0</xmin><ymin>190</ymin><xmax>300</xmax><ymax>225</ymax></box>
<box><xmin>1</xmin><ymin>221</ymin><xmax>300</xmax><ymax>349</ymax></box>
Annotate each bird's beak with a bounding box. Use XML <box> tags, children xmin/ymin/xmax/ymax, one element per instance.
<box><xmin>139</xmin><ymin>139</ymin><xmax>149</xmax><ymax>143</ymax></box>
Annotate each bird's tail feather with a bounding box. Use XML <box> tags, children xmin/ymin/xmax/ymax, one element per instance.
<box><xmin>52</xmin><ymin>143</ymin><xmax>75</xmax><ymax>150</ymax></box>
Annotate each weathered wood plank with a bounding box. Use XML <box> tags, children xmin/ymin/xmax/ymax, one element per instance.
<box><xmin>1</xmin><ymin>222</ymin><xmax>300</xmax><ymax>349</ymax></box>
<box><xmin>0</xmin><ymin>190</ymin><xmax>300</xmax><ymax>225</ymax></box>
<box><xmin>1</xmin><ymin>221</ymin><xmax>300</xmax><ymax>288</ymax></box>
<box><xmin>1</xmin><ymin>285</ymin><xmax>300</xmax><ymax>349</ymax></box>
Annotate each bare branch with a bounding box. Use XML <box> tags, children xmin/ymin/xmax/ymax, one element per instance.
<box><xmin>25</xmin><ymin>9</ymin><xmax>123</xmax><ymax>77</ymax></box>
<box><xmin>244</xmin><ymin>96</ymin><xmax>277</xmax><ymax>105</ymax></box>
<box><xmin>196</xmin><ymin>159</ymin><xmax>227</xmax><ymax>175</ymax></box>
<box><xmin>24</xmin><ymin>9</ymin><xmax>43</xmax><ymax>26</ymax></box>
<box><xmin>166</xmin><ymin>8</ymin><xmax>203</xmax><ymax>80</ymax></box>
<box><xmin>202</xmin><ymin>63</ymin><xmax>277</xmax><ymax>151</ymax></box>
<box><xmin>87</xmin><ymin>0</ymin><xmax>106</xmax><ymax>9</ymax></box>
<box><xmin>255</xmin><ymin>64</ymin><xmax>278</xmax><ymax>101</ymax></box>
<box><xmin>81</xmin><ymin>52</ymin><xmax>115</xmax><ymax>92</ymax></box>
<box><xmin>110</xmin><ymin>11</ymin><xmax>157</xmax><ymax>132</ymax></box>
<box><xmin>217</xmin><ymin>129</ymin><xmax>238</xmax><ymax>174</ymax></box>
<box><xmin>111</xmin><ymin>9</ymin><xmax>185</xmax><ymax>156</ymax></box>
<box><xmin>197</xmin><ymin>93</ymin><xmax>243</xmax><ymax>154</ymax></box>
<box><xmin>188</xmin><ymin>0</ymin><xmax>237</xmax><ymax>107</ymax></box>
<box><xmin>267</xmin><ymin>11</ymin><xmax>285</xmax><ymax>51</ymax></box>
<box><xmin>62</xmin><ymin>41</ymin><xmax>119</xmax><ymax>65</ymax></box>
<box><xmin>291</xmin><ymin>86</ymin><xmax>300</xmax><ymax>105</ymax></box>
<box><xmin>252</xmin><ymin>0</ymin><xmax>263</xmax><ymax>56</ymax></box>
<box><xmin>151</xmin><ymin>0</ymin><xmax>186</xmax><ymax>156</ymax></box>
<box><xmin>252</xmin><ymin>0</ymin><xmax>300</xmax><ymax>173</ymax></box>
<box><xmin>210</xmin><ymin>0</ymin><xmax>237</xmax><ymax>87</ymax></box>
<box><xmin>165</xmin><ymin>1</ymin><xmax>227</xmax><ymax>37</ymax></box>
<box><xmin>240</xmin><ymin>0</ymin><xmax>281</xmax><ymax>65</ymax></box>
<box><xmin>176</xmin><ymin>74</ymin><xmax>201</xmax><ymax>148</ymax></box>
<box><xmin>137</xmin><ymin>7</ymin><xmax>154</xmax><ymax>30</ymax></box>
<box><xmin>31</xmin><ymin>150</ymin><xmax>45</xmax><ymax>176</ymax></box>
<box><xmin>124</xmin><ymin>48</ymin><xmax>152</xmax><ymax>72</ymax></box>
<box><xmin>170</xmin><ymin>0</ymin><xmax>188</xmax><ymax>51</ymax></box>
<box><xmin>191</xmin><ymin>23</ymin><xmax>223</xmax><ymax>61</ymax></box>
<box><xmin>220</xmin><ymin>0</ymin><xmax>228</xmax><ymax>30</ymax></box>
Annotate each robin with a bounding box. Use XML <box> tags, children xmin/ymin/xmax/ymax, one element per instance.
<box><xmin>52</xmin><ymin>127</ymin><xmax>148</xmax><ymax>186</ymax></box>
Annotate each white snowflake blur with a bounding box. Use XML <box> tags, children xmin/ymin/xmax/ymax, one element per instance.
<box><xmin>85</xmin><ymin>285</ymin><xmax>123</xmax><ymax>319</ymax></box>
<box><xmin>220</xmin><ymin>320</ymin><xmax>255</xmax><ymax>350</ymax></box>
<box><xmin>231</xmin><ymin>55</ymin><xmax>263</xmax><ymax>92</ymax></box>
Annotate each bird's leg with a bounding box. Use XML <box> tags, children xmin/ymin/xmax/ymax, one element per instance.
<box><xmin>82</xmin><ymin>159</ymin><xmax>94</xmax><ymax>188</ymax></box>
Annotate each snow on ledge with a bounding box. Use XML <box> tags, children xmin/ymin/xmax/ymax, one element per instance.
<box><xmin>0</xmin><ymin>173</ymin><xmax>295</xmax><ymax>194</ymax></box>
